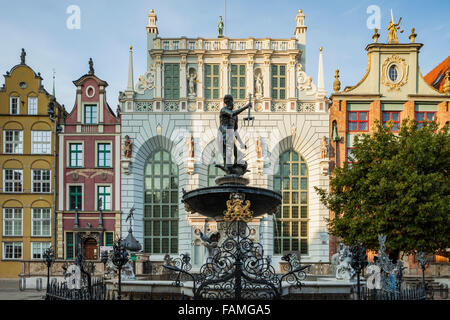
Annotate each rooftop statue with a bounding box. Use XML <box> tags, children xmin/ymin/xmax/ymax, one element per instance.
<box><xmin>388</xmin><ymin>9</ymin><xmax>403</xmax><ymax>44</ymax></box>
<box><xmin>216</xmin><ymin>94</ymin><xmax>251</xmax><ymax>176</ymax></box>
<box><xmin>218</xmin><ymin>16</ymin><xmax>224</xmax><ymax>38</ymax></box>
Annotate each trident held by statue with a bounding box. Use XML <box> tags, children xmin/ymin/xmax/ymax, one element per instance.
<box><xmin>243</xmin><ymin>94</ymin><xmax>254</xmax><ymax>127</ymax></box>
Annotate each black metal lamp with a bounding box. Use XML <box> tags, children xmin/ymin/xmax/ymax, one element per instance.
<box><xmin>43</xmin><ymin>247</ymin><xmax>55</xmax><ymax>292</ymax></box>
<box><xmin>111</xmin><ymin>238</ymin><xmax>129</xmax><ymax>300</ymax></box>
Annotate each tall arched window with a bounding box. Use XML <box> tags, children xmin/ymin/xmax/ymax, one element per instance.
<box><xmin>273</xmin><ymin>149</ymin><xmax>308</xmax><ymax>255</ymax></box>
<box><xmin>144</xmin><ymin>150</ymin><xmax>179</xmax><ymax>254</ymax></box>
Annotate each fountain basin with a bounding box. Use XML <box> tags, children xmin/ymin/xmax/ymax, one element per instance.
<box><xmin>182</xmin><ymin>185</ymin><xmax>281</xmax><ymax>219</ymax></box>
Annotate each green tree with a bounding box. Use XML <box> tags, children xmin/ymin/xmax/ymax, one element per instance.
<box><xmin>316</xmin><ymin>119</ymin><xmax>450</xmax><ymax>256</ymax></box>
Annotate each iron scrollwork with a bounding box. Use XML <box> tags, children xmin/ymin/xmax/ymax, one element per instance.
<box><xmin>164</xmin><ymin>220</ymin><xmax>310</xmax><ymax>300</ymax></box>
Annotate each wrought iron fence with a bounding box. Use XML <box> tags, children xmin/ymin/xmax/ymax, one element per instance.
<box><xmin>46</xmin><ymin>278</ymin><xmax>106</xmax><ymax>300</ymax></box>
<box><xmin>357</xmin><ymin>285</ymin><xmax>426</xmax><ymax>300</ymax></box>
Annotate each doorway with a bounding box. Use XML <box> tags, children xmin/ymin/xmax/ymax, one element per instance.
<box><xmin>83</xmin><ymin>238</ymin><xmax>98</xmax><ymax>260</ymax></box>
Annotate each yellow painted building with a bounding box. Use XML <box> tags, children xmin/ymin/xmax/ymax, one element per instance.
<box><xmin>0</xmin><ymin>50</ymin><xmax>62</xmax><ymax>278</ymax></box>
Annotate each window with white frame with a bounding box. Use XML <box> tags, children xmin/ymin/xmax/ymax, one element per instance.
<box><xmin>97</xmin><ymin>143</ymin><xmax>111</xmax><ymax>167</ymax></box>
<box><xmin>28</xmin><ymin>97</ymin><xmax>38</xmax><ymax>115</ymax></box>
<box><xmin>31</xmin><ymin>242</ymin><xmax>51</xmax><ymax>259</ymax></box>
<box><xmin>84</xmin><ymin>105</ymin><xmax>98</xmax><ymax>124</ymax></box>
<box><xmin>3</xmin><ymin>169</ymin><xmax>23</xmax><ymax>192</ymax></box>
<box><xmin>31</xmin><ymin>208</ymin><xmax>51</xmax><ymax>236</ymax></box>
<box><xmin>4</xmin><ymin>130</ymin><xmax>23</xmax><ymax>154</ymax></box>
<box><xmin>97</xmin><ymin>185</ymin><xmax>111</xmax><ymax>210</ymax></box>
<box><xmin>3</xmin><ymin>242</ymin><xmax>22</xmax><ymax>260</ymax></box>
<box><xmin>10</xmin><ymin>97</ymin><xmax>19</xmax><ymax>114</ymax></box>
<box><xmin>69</xmin><ymin>143</ymin><xmax>83</xmax><ymax>167</ymax></box>
<box><xmin>31</xmin><ymin>131</ymin><xmax>51</xmax><ymax>154</ymax></box>
<box><xmin>32</xmin><ymin>169</ymin><xmax>51</xmax><ymax>193</ymax></box>
<box><xmin>3</xmin><ymin>208</ymin><xmax>22</xmax><ymax>236</ymax></box>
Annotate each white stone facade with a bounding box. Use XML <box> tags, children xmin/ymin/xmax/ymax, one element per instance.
<box><xmin>119</xmin><ymin>9</ymin><xmax>330</xmax><ymax>270</ymax></box>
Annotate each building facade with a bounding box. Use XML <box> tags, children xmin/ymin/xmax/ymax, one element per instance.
<box><xmin>57</xmin><ymin>61</ymin><xmax>121</xmax><ymax>261</ymax></box>
<box><xmin>0</xmin><ymin>50</ymin><xmax>62</xmax><ymax>277</ymax></box>
<box><xmin>329</xmin><ymin>25</ymin><xmax>450</xmax><ymax>257</ymax></box>
<box><xmin>119</xmin><ymin>9</ymin><xmax>330</xmax><ymax>270</ymax></box>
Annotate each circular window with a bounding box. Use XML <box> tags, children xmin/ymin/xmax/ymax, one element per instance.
<box><xmin>19</xmin><ymin>82</ymin><xmax>27</xmax><ymax>89</ymax></box>
<box><xmin>86</xmin><ymin>86</ymin><xmax>95</xmax><ymax>98</ymax></box>
<box><xmin>388</xmin><ymin>65</ymin><xmax>398</xmax><ymax>82</ymax></box>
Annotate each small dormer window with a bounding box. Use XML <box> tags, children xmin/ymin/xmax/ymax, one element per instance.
<box><xmin>84</xmin><ymin>105</ymin><xmax>98</xmax><ymax>124</ymax></box>
<box><xmin>388</xmin><ymin>65</ymin><xmax>398</xmax><ymax>82</ymax></box>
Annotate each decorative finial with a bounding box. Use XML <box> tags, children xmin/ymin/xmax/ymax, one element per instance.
<box><xmin>372</xmin><ymin>28</ymin><xmax>380</xmax><ymax>43</ymax></box>
<box><xmin>20</xmin><ymin>48</ymin><xmax>26</xmax><ymax>65</ymax></box>
<box><xmin>409</xmin><ymin>28</ymin><xmax>417</xmax><ymax>43</ymax></box>
<box><xmin>333</xmin><ymin>69</ymin><xmax>341</xmax><ymax>92</ymax></box>
<box><xmin>298</xmin><ymin>9</ymin><xmax>302</xmax><ymax>14</ymax></box>
<box><xmin>319</xmin><ymin>46</ymin><xmax>323</xmax><ymax>52</ymax></box>
<box><xmin>88</xmin><ymin>58</ymin><xmax>94</xmax><ymax>75</ymax></box>
<box><xmin>443</xmin><ymin>70</ymin><xmax>450</xmax><ymax>94</ymax></box>
<box><xmin>130</xmin><ymin>45</ymin><xmax>133</xmax><ymax>50</ymax></box>
<box><xmin>151</xmin><ymin>9</ymin><xmax>154</xmax><ymax>13</ymax></box>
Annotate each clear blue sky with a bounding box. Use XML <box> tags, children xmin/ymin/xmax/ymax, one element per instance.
<box><xmin>0</xmin><ymin>0</ymin><xmax>448</xmax><ymax>112</ymax></box>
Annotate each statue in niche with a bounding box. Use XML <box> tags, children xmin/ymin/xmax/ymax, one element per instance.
<box><xmin>187</xmin><ymin>68</ymin><xmax>197</xmax><ymax>97</ymax></box>
<box><xmin>216</xmin><ymin>94</ymin><xmax>251</xmax><ymax>176</ymax></box>
<box><xmin>256</xmin><ymin>136</ymin><xmax>263</xmax><ymax>159</ymax></box>
<box><xmin>123</xmin><ymin>135</ymin><xmax>133</xmax><ymax>158</ymax></box>
<box><xmin>187</xmin><ymin>134</ymin><xmax>194</xmax><ymax>158</ymax></box>
<box><xmin>320</xmin><ymin>136</ymin><xmax>328</xmax><ymax>159</ymax></box>
<box><xmin>255</xmin><ymin>72</ymin><xmax>263</xmax><ymax>97</ymax></box>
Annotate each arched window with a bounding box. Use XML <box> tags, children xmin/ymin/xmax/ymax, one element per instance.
<box><xmin>273</xmin><ymin>150</ymin><xmax>308</xmax><ymax>255</ymax></box>
<box><xmin>143</xmin><ymin>150</ymin><xmax>179</xmax><ymax>254</ymax></box>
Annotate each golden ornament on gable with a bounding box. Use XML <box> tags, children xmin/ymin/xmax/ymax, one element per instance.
<box><xmin>381</xmin><ymin>54</ymin><xmax>408</xmax><ymax>90</ymax></box>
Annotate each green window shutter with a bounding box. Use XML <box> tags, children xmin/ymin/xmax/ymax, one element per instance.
<box><xmin>231</xmin><ymin>64</ymin><xmax>246</xmax><ymax>99</ymax></box>
<box><xmin>66</xmin><ymin>232</ymin><xmax>74</xmax><ymax>260</ymax></box>
<box><xmin>105</xmin><ymin>232</ymin><xmax>114</xmax><ymax>246</ymax></box>
<box><xmin>204</xmin><ymin>64</ymin><xmax>220</xmax><ymax>100</ymax></box>
<box><xmin>164</xmin><ymin>64</ymin><xmax>180</xmax><ymax>100</ymax></box>
<box><xmin>69</xmin><ymin>186</ymin><xmax>82</xmax><ymax>210</ymax></box>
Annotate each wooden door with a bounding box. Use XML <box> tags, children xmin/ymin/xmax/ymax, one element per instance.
<box><xmin>84</xmin><ymin>238</ymin><xmax>98</xmax><ymax>260</ymax></box>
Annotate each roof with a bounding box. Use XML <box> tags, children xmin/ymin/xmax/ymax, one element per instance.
<box><xmin>424</xmin><ymin>56</ymin><xmax>450</xmax><ymax>93</ymax></box>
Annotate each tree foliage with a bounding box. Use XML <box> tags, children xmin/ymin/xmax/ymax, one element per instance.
<box><xmin>315</xmin><ymin>119</ymin><xmax>450</xmax><ymax>255</ymax></box>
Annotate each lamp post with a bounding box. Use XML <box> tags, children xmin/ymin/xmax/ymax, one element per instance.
<box><xmin>101</xmin><ymin>249</ymin><xmax>109</xmax><ymax>278</ymax></box>
<box><xmin>43</xmin><ymin>247</ymin><xmax>55</xmax><ymax>292</ymax></box>
<box><xmin>47</xmin><ymin>97</ymin><xmax>62</xmax><ymax>254</ymax></box>
<box><xmin>417</xmin><ymin>252</ymin><xmax>428</xmax><ymax>289</ymax></box>
<box><xmin>112</xmin><ymin>238</ymin><xmax>129</xmax><ymax>300</ymax></box>
<box><xmin>350</xmin><ymin>243</ymin><xmax>368</xmax><ymax>300</ymax></box>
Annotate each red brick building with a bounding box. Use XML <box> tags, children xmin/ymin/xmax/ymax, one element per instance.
<box><xmin>328</xmin><ymin>29</ymin><xmax>450</xmax><ymax>258</ymax></box>
<box><xmin>56</xmin><ymin>59</ymin><xmax>121</xmax><ymax>260</ymax></box>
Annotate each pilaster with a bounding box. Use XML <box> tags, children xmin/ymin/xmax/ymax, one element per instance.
<box><xmin>247</xmin><ymin>54</ymin><xmax>255</xmax><ymax>97</ymax></box>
